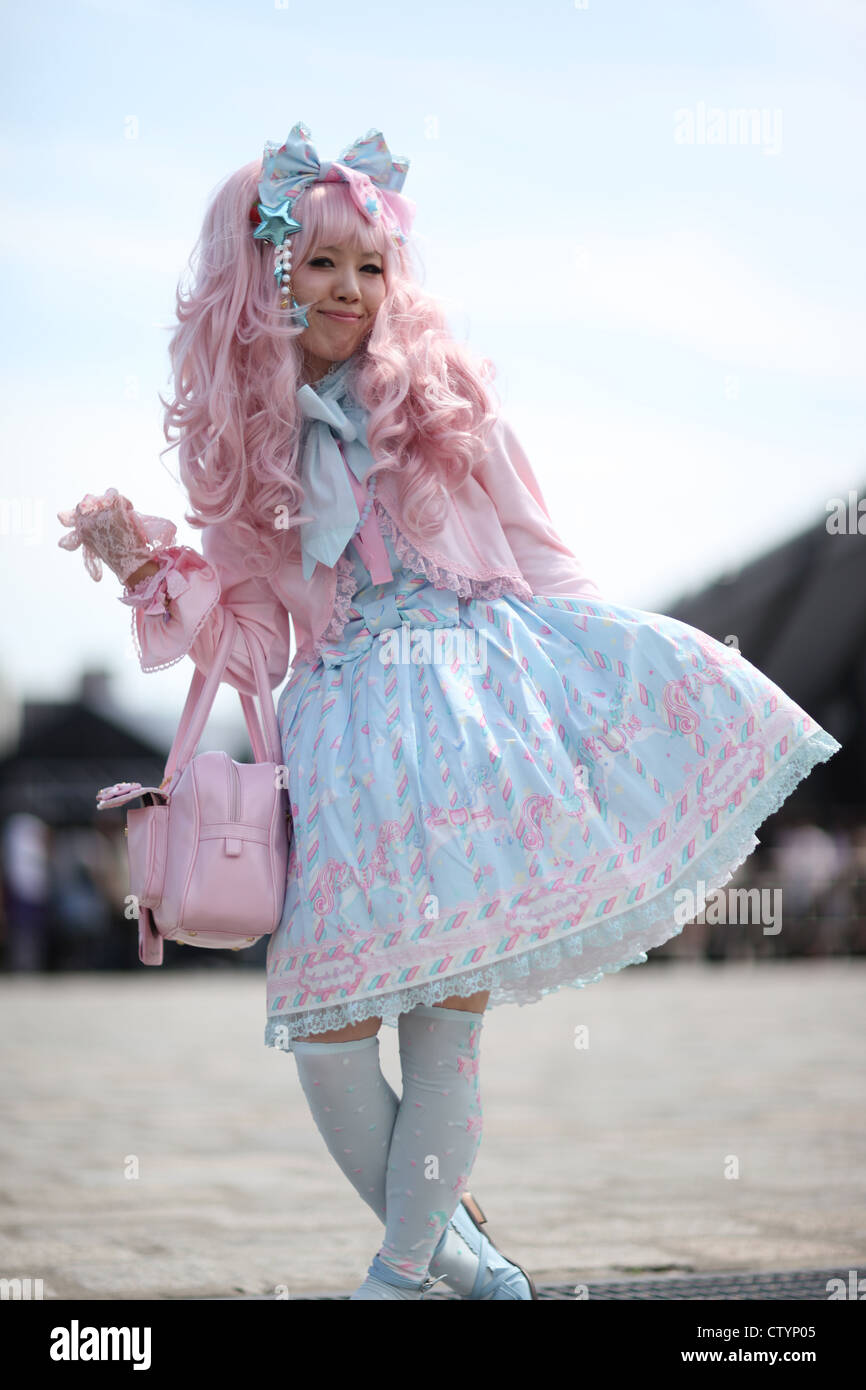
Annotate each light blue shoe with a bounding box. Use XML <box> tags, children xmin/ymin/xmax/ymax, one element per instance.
<box><xmin>350</xmin><ymin>1253</ymin><xmax>449</xmax><ymax>1300</ymax></box>
<box><xmin>428</xmin><ymin>1193</ymin><xmax>538</xmax><ymax>1300</ymax></box>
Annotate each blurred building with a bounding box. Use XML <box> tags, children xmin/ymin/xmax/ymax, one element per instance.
<box><xmin>654</xmin><ymin>491</ymin><xmax>865</xmax><ymax>962</ymax></box>
<box><xmin>662</xmin><ymin>493</ymin><xmax>864</xmax><ymax>822</ymax></box>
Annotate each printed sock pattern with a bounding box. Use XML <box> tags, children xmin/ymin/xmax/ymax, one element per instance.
<box><xmin>292</xmin><ymin>1034</ymin><xmax>398</xmax><ymax>1224</ymax></box>
<box><xmin>375</xmin><ymin>1003</ymin><xmax>485</xmax><ymax>1284</ymax></box>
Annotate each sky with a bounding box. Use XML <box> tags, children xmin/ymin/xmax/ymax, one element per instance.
<box><xmin>1</xmin><ymin>0</ymin><xmax>864</xmax><ymax>739</ymax></box>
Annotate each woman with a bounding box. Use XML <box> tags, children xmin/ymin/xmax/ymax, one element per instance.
<box><xmin>58</xmin><ymin>122</ymin><xmax>842</xmax><ymax>1301</ymax></box>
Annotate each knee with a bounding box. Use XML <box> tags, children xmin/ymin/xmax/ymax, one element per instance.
<box><xmin>434</xmin><ymin>990</ymin><xmax>489</xmax><ymax>1013</ymax></box>
<box><xmin>297</xmin><ymin>1017</ymin><xmax>382</xmax><ymax>1043</ymax></box>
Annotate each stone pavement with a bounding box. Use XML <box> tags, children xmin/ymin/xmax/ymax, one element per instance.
<box><xmin>242</xmin><ymin>1267</ymin><xmax>859</xmax><ymax>1299</ymax></box>
<box><xmin>1</xmin><ymin>959</ymin><xmax>864</xmax><ymax>1299</ymax></box>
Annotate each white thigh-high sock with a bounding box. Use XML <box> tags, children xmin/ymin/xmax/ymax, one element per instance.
<box><xmin>372</xmin><ymin>1003</ymin><xmax>485</xmax><ymax>1286</ymax></box>
<box><xmin>292</xmin><ymin>1034</ymin><xmax>396</xmax><ymax>1224</ymax></box>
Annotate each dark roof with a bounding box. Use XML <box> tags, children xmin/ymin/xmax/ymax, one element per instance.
<box><xmin>663</xmin><ymin>488</ymin><xmax>866</xmax><ymax>711</ymax></box>
<box><xmin>0</xmin><ymin>679</ymin><xmax>255</xmax><ymax>827</ymax></box>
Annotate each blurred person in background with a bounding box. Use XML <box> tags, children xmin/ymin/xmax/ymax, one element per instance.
<box><xmin>1</xmin><ymin>813</ymin><xmax>52</xmax><ymax>971</ymax></box>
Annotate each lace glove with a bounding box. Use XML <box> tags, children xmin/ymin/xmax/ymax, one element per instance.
<box><xmin>57</xmin><ymin>488</ymin><xmax>177</xmax><ymax>585</ymax></box>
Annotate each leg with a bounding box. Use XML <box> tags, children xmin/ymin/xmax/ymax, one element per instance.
<box><xmin>370</xmin><ymin>1001</ymin><xmax>486</xmax><ymax>1287</ymax></box>
<box><xmin>291</xmin><ymin>993</ymin><xmax>527</xmax><ymax>1298</ymax></box>
<box><xmin>289</xmin><ymin>993</ymin><xmax>485</xmax><ymax>1220</ymax></box>
<box><xmin>292</xmin><ymin>1021</ymin><xmax>394</xmax><ymax>1225</ymax></box>
<box><xmin>290</xmin><ymin>989</ymin><xmax>487</xmax><ymax>1224</ymax></box>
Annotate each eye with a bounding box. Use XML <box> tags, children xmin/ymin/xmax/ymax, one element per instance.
<box><xmin>309</xmin><ymin>257</ymin><xmax>383</xmax><ymax>275</ymax></box>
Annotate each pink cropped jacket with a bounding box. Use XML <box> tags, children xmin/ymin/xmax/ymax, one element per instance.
<box><xmin>121</xmin><ymin>414</ymin><xmax>602</xmax><ymax>697</ymax></box>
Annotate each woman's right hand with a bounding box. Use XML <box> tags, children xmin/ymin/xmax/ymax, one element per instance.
<box><xmin>126</xmin><ymin>558</ymin><xmax>161</xmax><ymax>589</ymax></box>
<box><xmin>57</xmin><ymin>489</ymin><xmax>176</xmax><ymax>585</ymax></box>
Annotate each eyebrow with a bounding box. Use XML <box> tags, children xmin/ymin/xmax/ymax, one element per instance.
<box><xmin>318</xmin><ymin>244</ymin><xmax>383</xmax><ymax>258</ymax></box>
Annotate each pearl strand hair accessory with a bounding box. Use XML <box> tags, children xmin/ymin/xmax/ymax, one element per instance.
<box><xmin>274</xmin><ymin>237</ymin><xmax>294</xmax><ymax>311</ymax></box>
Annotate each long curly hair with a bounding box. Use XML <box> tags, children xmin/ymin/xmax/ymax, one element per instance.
<box><xmin>158</xmin><ymin>159</ymin><xmax>501</xmax><ymax>578</ymax></box>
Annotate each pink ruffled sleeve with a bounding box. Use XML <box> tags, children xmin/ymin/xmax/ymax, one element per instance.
<box><xmin>119</xmin><ymin>523</ymin><xmax>292</xmax><ymax>696</ymax></box>
<box><xmin>474</xmin><ymin>416</ymin><xmax>603</xmax><ymax>601</ymax></box>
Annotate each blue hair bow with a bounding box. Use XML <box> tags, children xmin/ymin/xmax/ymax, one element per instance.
<box><xmin>252</xmin><ymin>121</ymin><xmax>414</xmax><ymax>255</ymax></box>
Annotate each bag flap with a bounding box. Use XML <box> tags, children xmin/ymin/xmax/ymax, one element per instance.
<box><xmin>96</xmin><ymin>779</ymin><xmax>171</xmax><ymax>811</ymax></box>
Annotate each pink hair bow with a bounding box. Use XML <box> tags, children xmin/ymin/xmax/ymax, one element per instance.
<box><xmin>252</xmin><ymin>121</ymin><xmax>416</xmax><ymax>252</ymax></box>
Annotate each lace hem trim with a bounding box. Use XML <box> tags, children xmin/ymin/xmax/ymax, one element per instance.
<box><xmin>263</xmin><ymin>725</ymin><xmax>842</xmax><ymax>1049</ymax></box>
<box><xmin>372</xmin><ymin>496</ymin><xmax>533</xmax><ymax>603</ymax></box>
<box><xmin>298</xmin><ymin>504</ymin><xmax>536</xmax><ymax>665</ymax></box>
<box><xmin>317</xmin><ymin>551</ymin><xmax>363</xmax><ymax>650</ymax></box>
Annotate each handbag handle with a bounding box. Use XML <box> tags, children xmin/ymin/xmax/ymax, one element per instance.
<box><xmin>161</xmin><ymin>610</ymin><xmax>284</xmax><ymax>786</ymax></box>
<box><xmin>239</xmin><ymin>629</ymin><xmax>281</xmax><ymax>765</ymax></box>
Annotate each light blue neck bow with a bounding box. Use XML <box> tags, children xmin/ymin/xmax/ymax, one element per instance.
<box><xmin>296</xmin><ymin>355</ymin><xmax>375</xmax><ymax>580</ymax></box>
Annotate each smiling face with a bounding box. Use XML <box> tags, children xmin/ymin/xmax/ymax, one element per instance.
<box><xmin>291</xmin><ymin>240</ymin><xmax>387</xmax><ymax>384</ymax></box>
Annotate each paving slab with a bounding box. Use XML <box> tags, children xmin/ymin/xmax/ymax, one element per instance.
<box><xmin>1</xmin><ymin>959</ymin><xmax>864</xmax><ymax>1299</ymax></box>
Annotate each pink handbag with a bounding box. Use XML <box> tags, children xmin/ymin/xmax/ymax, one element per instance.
<box><xmin>96</xmin><ymin>611</ymin><xmax>291</xmax><ymax>965</ymax></box>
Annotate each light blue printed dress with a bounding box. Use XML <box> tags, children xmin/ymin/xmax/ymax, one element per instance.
<box><xmin>264</xmin><ymin>501</ymin><xmax>841</xmax><ymax>1052</ymax></box>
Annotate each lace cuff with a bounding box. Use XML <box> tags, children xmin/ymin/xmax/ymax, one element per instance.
<box><xmin>118</xmin><ymin>545</ymin><xmax>221</xmax><ymax>673</ymax></box>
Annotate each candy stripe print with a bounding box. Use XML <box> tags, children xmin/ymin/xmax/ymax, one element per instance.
<box><xmin>264</xmin><ymin>528</ymin><xmax>841</xmax><ymax>1048</ymax></box>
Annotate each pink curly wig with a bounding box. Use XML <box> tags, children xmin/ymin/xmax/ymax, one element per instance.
<box><xmin>158</xmin><ymin>159</ymin><xmax>502</xmax><ymax>578</ymax></box>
